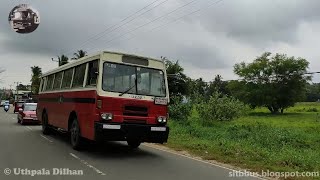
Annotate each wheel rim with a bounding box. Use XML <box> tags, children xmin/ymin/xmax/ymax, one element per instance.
<box><xmin>71</xmin><ymin>121</ymin><xmax>79</xmax><ymax>145</ymax></box>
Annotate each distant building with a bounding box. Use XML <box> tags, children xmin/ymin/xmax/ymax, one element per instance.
<box><xmin>13</xmin><ymin>90</ymin><xmax>31</xmax><ymax>101</ymax></box>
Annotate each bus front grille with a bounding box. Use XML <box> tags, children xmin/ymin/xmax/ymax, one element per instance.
<box><xmin>123</xmin><ymin>119</ymin><xmax>146</xmax><ymax>124</ymax></box>
<box><xmin>123</xmin><ymin>106</ymin><xmax>148</xmax><ymax>117</ymax></box>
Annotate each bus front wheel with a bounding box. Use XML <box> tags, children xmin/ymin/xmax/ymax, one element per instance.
<box><xmin>70</xmin><ymin>118</ymin><xmax>83</xmax><ymax>150</ymax></box>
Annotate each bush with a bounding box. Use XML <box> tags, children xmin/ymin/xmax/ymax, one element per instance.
<box><xmin>196</xmin><ymin>92</ymin><xmax>249</xmax><ymax>124</ymax></box>
<box><xmin>306</xmin><ymin>107</ymin><xmax>318</xmax><ymax>112</ymax></box>
<box><xmin>169</xmin><ymin>97</ymin><xmax>193</xmax><ymax>122</ymax></box>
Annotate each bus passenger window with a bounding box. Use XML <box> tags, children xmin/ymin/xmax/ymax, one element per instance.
<box><xmin>61</xmin><ymin>68</ymin><xmax>73</xmax><ymax>89</ymax></box>
<box><xmin>40</xmin><ymin>77</ymin><xmax>45</xmax><ymax>92</ymax></box>
<box><xmin>72</xmin><ymin>64</ymin><xmax>86</xmax><ymax>88</ymax></box>
<box><xmin>46</xmin><ymin>74</ymin><xmax>54</xmax><ymax>91</ymax></box>
<box><xmin>53</xmin><ymin>72</ymin><xmax>63</xmax><ymax>90</ymax></box>
<box><xmin>86</xmin><ymin>60</ymin><xmax>98</xmax><ymax>86</ymax></box>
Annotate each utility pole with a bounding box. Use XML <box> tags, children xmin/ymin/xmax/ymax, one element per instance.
<box><xmin>52</xmin><ymin>57</ymin><xmax>60</xmax><ymax>66</ymax></box>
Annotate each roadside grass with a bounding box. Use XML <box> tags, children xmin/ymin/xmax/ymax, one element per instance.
<box><xmin>166</xmin><ymin>102</ymin><xmax>320</xmax><ymax>177</ymax></box>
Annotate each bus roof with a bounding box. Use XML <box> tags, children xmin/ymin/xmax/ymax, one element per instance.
<box><xmin>41</xmin><ymin>51</ymin><xmax>164</xmax><ymax>77</ymax></box>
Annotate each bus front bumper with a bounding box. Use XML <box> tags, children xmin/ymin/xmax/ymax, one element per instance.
<box><xmin>94</xmin><ymin>122</ymin><xmax>169</xmax><ymax>143</ymax></box>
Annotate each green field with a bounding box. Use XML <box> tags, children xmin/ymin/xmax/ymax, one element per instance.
<box><xmin>166</xmin><ymin>102</ymin><xmax>320</xmax><ymax>177</ymax></box>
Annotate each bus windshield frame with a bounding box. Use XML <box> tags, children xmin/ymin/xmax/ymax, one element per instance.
<box><xmin>102</xmin><ymin>62</ymin><xmax>166</xmax><ymax>97</ymax></box>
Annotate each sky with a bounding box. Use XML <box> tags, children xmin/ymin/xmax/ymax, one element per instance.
<box><xmin>1</xmin><ymin>0</ymin><xmax>320</xmax><ymax>89</ymax></box>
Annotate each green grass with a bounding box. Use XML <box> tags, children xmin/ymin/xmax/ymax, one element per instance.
<box><xmin>166</xmin><ymin>102</ymin><xmax>320</xmax><ymax>177</ymax></box>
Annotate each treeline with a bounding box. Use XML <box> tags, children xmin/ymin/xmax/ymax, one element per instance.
<box><xmin>26</xmin><ymin>51</ymin><xmax>315</xmax><ymax>116</ymax></box>
<box><xmin>166</xmin><ymin>52</ymin><xmax>312</xmax><ymax>116</ymax></box>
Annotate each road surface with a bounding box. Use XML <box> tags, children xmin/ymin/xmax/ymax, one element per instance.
<box><xmin>0</xmin><ymin>107</ymin><xmax>260</xmax><ymax>180</ymax></box>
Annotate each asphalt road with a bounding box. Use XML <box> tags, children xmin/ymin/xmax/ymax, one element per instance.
<box><xmin>0</xmin><ymin>107</ymin><xmax>260</xmax><ymax>180</ymax></box>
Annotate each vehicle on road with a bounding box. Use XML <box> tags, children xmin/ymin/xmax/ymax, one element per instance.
<box><xmin>4</xmin><ymin>101</ymin><xmax>10</xmax><ymax>112</ymax></box>
<box><xmin>17</xmin><ymin>103</ymin><xmax>38</xmax><ymax>125</ymax></box>
<box><xmin>37</xmin><ymin>51</ymin><xmax>170</xmax><ymax>150</ymax></box>
<box><xmin>14</xmin><ymin>101</ymin><xmax>25</xmax><ymax>113</ymax></box>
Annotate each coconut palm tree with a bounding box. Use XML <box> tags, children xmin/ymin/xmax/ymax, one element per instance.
<box><xmin>73</xmin><ymin>50</ymin><xmax>87</xmax><ymax>60</ymax></box>
<box><xmin>58</xmin><ymin>55</ymin><xmax>69</xmax><ymax>66</ymax></box>
<box><xmin>30</xmin><ymin>66</ymin><xmax>42</xmax><ymax>94</ymax></box>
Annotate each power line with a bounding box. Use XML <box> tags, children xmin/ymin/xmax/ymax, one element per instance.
<box><xmin>76</xmin><ymin>0</ymin><xmax>170</xmax><ymax>50</ymax></box>
<box><xmin>87</xmin><ymin>0</ymin><xmax>200</xmax><ymax>52</ymax></box>
<box><xmin>101</xmin><ymin>0</ymin><xmax>225</xmax><ymax>50</ymax></box>
<box><xmin>62</xmin><ymin>0</ymin><xmax>168</xmax><ymax>56</ymax></box>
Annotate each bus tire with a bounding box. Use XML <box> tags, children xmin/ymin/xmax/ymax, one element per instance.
<box><xmin>127</xmin><ymin>140</ymin><xmax>141</xmax><ymax>149</ymax></box>
<box><xmin>42</xmin><ymin>112</ymin><xmax>51</xmax><ymax>135</ymax></box>
<box><xmin>70</xmin><ymin>118</ymin><xmax>83</xmax><ymax>150</ymax></box>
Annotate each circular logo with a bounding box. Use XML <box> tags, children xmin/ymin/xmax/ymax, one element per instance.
<box><xmin>4</xmin><ymin>168</ymin><xmax>11</xmax><ymax>175</ymax></box>
<box><xmin>8</xmin><ymin>4</ymin><xmax>40</xmax><ymax>34</ymax></box>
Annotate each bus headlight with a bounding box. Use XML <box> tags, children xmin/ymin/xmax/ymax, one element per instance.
<box><xmin>157</xmin><ymin>116</ymin><xmax>167</xmax><ymax>123</ymax></box>
<box><xmin>101</xmin><ymin>113</ymin><xmax>113</xmax><ymax>121</ymax></box>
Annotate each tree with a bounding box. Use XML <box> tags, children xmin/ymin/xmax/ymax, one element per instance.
<box><xmin>233</xmin><ymin>52</ymin><xmax>310</xmax><ymax>114</ymax></box>
<box><xmin>305</xmin><ymin>83</ymin><xmax>320</xmax><ymax>102</ymax></box>
<box><xmin>73</xmin><ymin>50</ymin><xmax>87</xmax><ymax>59</ymax></box>
<box><xmin>206</xmin><ymin>74</ymin><xmax>229</xmax><ymax>98</ymax></box>
<box><xmin>58</xmin><ymin>55</ymin><xmax>69</xmax><ymax>66</ymax></box>
<box><xmin>31</xmin><ymin>66</ymin><xmax>42</xmax><ymax>94</ymax></box>
<box><xmin>164</xmin><ymin>59</ymin><xmax>188</xmax><ymax>103</ymax></box>
<box><xmin>17</xmin><ymin>84</ymin><xmax>28</xmax><ymax>90</ymax></box>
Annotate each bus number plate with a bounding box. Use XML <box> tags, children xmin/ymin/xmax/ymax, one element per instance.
<box><xmin>151</xmin><ymin>127</ymin><xmax>166</xmax><ymax>132</ymax></box>
<box><xmin>103</xmin><ymin>124</ymin><xmax>121</xmax><ymax>129</ymax></box>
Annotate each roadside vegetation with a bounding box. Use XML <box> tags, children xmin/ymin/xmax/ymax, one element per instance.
<box><xmin>164</xmin><ymin>52</ymin><xmax>320</xmax><ymax>176</ymax></box>
<box><xmin>167</xmin><ymin>102</ymin><xmax>320</xmax><ymax>173</ymax></box>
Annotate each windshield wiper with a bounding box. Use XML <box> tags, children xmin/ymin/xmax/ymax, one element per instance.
<box><xmin>119</xmin><ymin>78</ymin><xmax>137</xmax><ymax>96</ymax></box>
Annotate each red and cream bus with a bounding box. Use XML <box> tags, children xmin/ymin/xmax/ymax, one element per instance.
<box><xmin>37</xmin><ymin>51</ymin><xmax>169</xmax><ymax>149</ymax></box>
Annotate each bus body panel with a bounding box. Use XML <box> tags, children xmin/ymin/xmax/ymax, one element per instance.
<box><xmin>98</xmin><ymin>96</ymin><xmax>167</xmax><ymax>124</ymax></box>
<box><xmin>38</xmin><ymin>90</ymin><xmax>98</xmax><ymax>140</ymax></box>
<box><xmin>37</xmin><ymin>51</ymin><xmax>169</xmax><ymax>144</ymax></box>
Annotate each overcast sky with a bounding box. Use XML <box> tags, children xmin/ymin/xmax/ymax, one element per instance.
<box><xmin>1</xmin><ymin>0</ymin><xmax>320</xmax><ymax>88</ymax></box>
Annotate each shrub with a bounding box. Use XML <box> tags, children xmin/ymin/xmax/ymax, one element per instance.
<box><xmin>306</xmin><ymin>107</ymin><xmax>318</xmax><ymax>112</ymax></box>
<box><xmin>168</xmin><ymin>97</ymin><xmax>193</xmax><ymax>122</ymax></box>
<box><xmin>196</xmin><ymin>92</ymin><xmax>249</xmax><ymax>124</ymax></box>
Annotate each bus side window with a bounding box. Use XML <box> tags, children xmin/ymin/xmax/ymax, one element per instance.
<box><xmin>72</xmin><ymin>64</ymin><xmax>86</xmax><ymax>88</ymax></box>
<box><xmin>46</xmin><ymin>74</ymin><xmax>54</xmax><ymax>91</ymax></box>
<box><xmin>86</xmin><ymin>60</ymin><xmax>98</xmax><ymax>87</ymax></box>
<box><xmin>61</xmin><ymin>68</ymin><xmax>73</xmax><ymax>89</ymax></box>
<box><xmin>39</xmin><ymin>77</ymin><xmax>44</xmax><ymax>92</ymax></box>
<box><xmin>53</xmin><ymin>72</ymin><xmax>63</xmax><ymax>90</ymax></box>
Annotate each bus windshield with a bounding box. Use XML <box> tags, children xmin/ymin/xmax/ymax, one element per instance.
<box><xmin>102</xmin><ymin>62</ymin><xmax>166</xmax><ymax>97</ymax></box>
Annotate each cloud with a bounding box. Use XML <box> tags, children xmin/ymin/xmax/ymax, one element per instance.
<box><xmin>0</xmin><ymin>0</ymin><xmax>320</xmax><ymax>87</ymax></box>
<box><xmin>201</xmin><ymin>0</ymin><xmax>320</xmax><ymax>46</ymax></box>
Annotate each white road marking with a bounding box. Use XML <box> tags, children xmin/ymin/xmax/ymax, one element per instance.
<box><xmin>26</xmin><ymin>126</ymin><xmax>32</xmax><ymax>131</ymax></box>
<box><xmin>69</xmin><ymin>153</ymin><xmax>106</xmax><ymax>176</ymax></box>
<box><xmin>143</xmin><ymin>144</ymin><xmax>266</xmax><ymax>180</ymax></box>
<box><xmin>24</xmin><ymin>127</ymin><xmax>31</xmax><ymax>131</ymax></box>
<box><xmin>40</xmin><ymin>134</ymin><xmax>53</xmax><ymax>143</ymax></box>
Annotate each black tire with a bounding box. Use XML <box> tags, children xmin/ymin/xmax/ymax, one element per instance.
<box><xmin>42</xmin><ymin>112</ymin><xmax>51</xmax><ymax>135</ymax></box>
<box><xmin>127</xmin><ymin>140</ymin><xmax>141</xmax><ymax>149</ymax></box>
<box><xmin>70</xmin><ymin>118</ymin><xmax>83</xmax><ymax>150</ymax></box>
